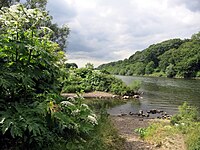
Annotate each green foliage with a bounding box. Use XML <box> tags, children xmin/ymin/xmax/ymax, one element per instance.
<box><xmin>78</xmin><ymin>99</ymin><xmax>126</xmax><ymax>150</ymax></box>
<box><xmin>165</xmin><ymin>64</ymin><xmax>176</xmax><ymax>78</ymax></box>
<box><xmin>145</xmin><ymin>61</ymin><xmax>155</xmax><ymax>74</ymax></box>
<box><xmin>62</xmin><ymin>67</ymin><xmax>135</xmax><ymax>96</ymax></box>
<box><xmin>186</xmin><ymin>123</ymin><xmax>200</xmax><ymax>150</ymax></box>
<box><xmin>0</xmin><ymin>5</ymin><xmax>97</xmax><ymax>149</ymax></box>
<box><xmin>134</xmin><ymin>128</ymin><xmax>147</xmax><ymax>138</ymax></box>
<box><xmin>170</xmin><ymin>102</ymin><xmax>200</xmax><ymax>150</ymax></box>
<box><xmin>85</xmin><ymin>62</ymin><xmax>94</xmax><ymax>70</ymax></box>
<box><xmin>98</xmin><ymin>33</ymin><xmax>200</xmax><ymax>78</ymax></box>
<box><xmin>128</xmin><ymin>80</ymin><xmax>141</xmax><ymax>92</ymax></box>
<box><xmin>135</xmin><ymin>122</ymin><xmax>179</xmax><ymax>145</ymax></box>
<box><xmin>135</xmin><ymin>103</ymin><xmax>200</xmax><ymax>150</ymax></box>
<box><xmin>66</xmin><ymin>63</ymin><xmax>78</xmax><ymax>69</ymax></box>
<box><xmin>171</xmin><ymin>102</ymin><xmax>199</xmax><ymax>125</ymax></box>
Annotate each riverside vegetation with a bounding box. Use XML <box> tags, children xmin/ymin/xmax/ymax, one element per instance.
<box><xmin>62</xmin><ymin>64</ymin><xmax>141</xmax><ymax>96</ymax></box>
<box><xmin>0</xmin><ymin>4</ymin><xmax>98</xmax><ymax>149</ymax></box>
<box><xmin>0</xmin><ymin>3</ymin><xmax>139</xmax><ymax>149</ymax></box>
<box><xmin>135</xmin><ymin>102</ymin><xmax>200</xmax><ymax>150</ymax></box>
<box><xmin>98</xmin><ymin>32</ymin><xmax>200</xmax><ymax>78</ymax></box>
<box><xmin>1</xmin><ymin>2</ymin><xmax>199</xmax><ymax>150</ymax></box>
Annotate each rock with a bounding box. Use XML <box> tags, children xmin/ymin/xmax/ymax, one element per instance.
<box><xmin>121</xmin><ymin>113</ymin><xmax>127</xmax><ymax>116</ymax></box>
<box><xmin>146</xmin><ymin>113</ymin><xmax>150</xmax><ymax>117</ymax></box>
<box><xmin>139</xmin><ymin>118</ymin><xmax>143</xmax><ymax>121</ymax></box>
<box><xmin>156</xmin><ymin>110</ymin><xmax>163</xmax><ymax>113</ymax></box>
<box><xmin>139</xmin><ymin>110</ymin><xmax>143</xmax><ymax>115</ymax></box>
<box><xmin>123</xmin><ymin>95</ymin><xmax>129</xmax><ymax>99</ymax></box>
<box><xmin>142</xmin><ymin>114</ymin><xmax>146</xmax><ymax>117</ymax></box>
<box><xmin>112</xmin><ymin>95</ymin><xmax>118</xmax><ymax>98</ymax></box>
<box><xmin>150</xmin><ymin>109</ymin><xmax>157</xmax><ymax>114</ymax></box>
<box><xmin>133</xmin><ymin>95</ymin><xmax>140</xmax><ymax>98</ymax></box>
<box><xmin>155</xmin><ymin>142</ymin><xmax>162</xmax><ymax>148</ymax></box>
<box><xmin>129</xmin><ymin>112</ymin><xmax>134</xmax><ymax>115</ymax></box>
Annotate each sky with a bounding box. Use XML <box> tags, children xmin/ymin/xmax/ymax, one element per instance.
<box><xmin>46</xmin><ymin>0</ymin><xmax>200</xmax><ymax>67</ymax></box>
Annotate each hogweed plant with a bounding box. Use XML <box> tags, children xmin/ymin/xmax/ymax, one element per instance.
<box><xmin>0</xmin><ymin>4</ymin><xmax>97</xmax><ymax>149</ymax></box>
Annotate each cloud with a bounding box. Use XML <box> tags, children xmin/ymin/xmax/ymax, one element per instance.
<box><xmin>169</xmin><ymin>0</ymin><xmax>200</xmax><ymax>12</ymax></box>
<box><xmin>47</xmin><ymin>0</ymin><xmax>200</xmax><ymax>67</ymax></box>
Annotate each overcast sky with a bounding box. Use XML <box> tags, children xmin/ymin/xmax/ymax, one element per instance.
<box><xmin>46</xmin><ymin>0</ymin><xmax>200</xmax><ymax>67</ymax></box>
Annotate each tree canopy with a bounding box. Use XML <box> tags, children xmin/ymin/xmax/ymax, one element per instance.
<box><xmin>98</xmin><ymin>32</ymin><xmax>200</xmax><ymax>78</ymax></box>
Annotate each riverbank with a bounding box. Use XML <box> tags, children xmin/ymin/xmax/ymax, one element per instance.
<box><xmin>61</xmin><ymin>91</ymin><xmax>118</xmax><ymax>98</ymax></box>
<box><xmin>61</xmin><ymin>91</ymin><xmax>140</xmax><ymax>99</ymax></box>
<box><xmin>111</xmin><ymin>115</ymin><xmax>186</xmax><ymax>150</ymax></box>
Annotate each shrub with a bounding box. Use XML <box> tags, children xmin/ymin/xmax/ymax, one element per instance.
<box><xmin>171</xmin><ymin>102</ymin><xmax>199</xmax><ymax>125</ymax></box>
<box><xmin>62</xmin><ymin>68</ymin><xmax>135</xmax><ymax>96</ymax></box>
<box><xmin>0</xmin><ymin>5</ymin><xmax>97</xmax><ymax>149</ymax></box>
<box><xmin>128</xmin><ymin>80</ymin><xmax>141</xmax><ymax>92</ymax></box>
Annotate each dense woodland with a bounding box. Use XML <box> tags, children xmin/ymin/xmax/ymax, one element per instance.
<box><xmin>98</xmin><ymin>33</ymin><xmax>200</xmax><ymax>78</ymax></box>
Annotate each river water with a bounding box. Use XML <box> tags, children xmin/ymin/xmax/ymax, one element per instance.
<box><xmin>108</xmin><ymin>76</ymin><xmax>200</xmax><ymax>116</ymax></box>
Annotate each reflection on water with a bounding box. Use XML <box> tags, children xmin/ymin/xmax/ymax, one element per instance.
<box><xmin>108</xmin><ymin>76</ymin><xmax>200</xmax><ymax>115</ymax></box>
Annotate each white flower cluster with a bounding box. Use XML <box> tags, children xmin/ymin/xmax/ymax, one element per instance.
<box><xmin>60</xmin><ymin>101</ymin><xmax>74</xmax><ymax>107</ymax></box>
<box><xmin>87</xmin><ymin>114</ymin><xmax>98</xmax><ymax>125</ymax></box>
<box><xmin>81</xmin><ymin>104</ymin><xmax>89</xmax><ymax>109</ymax></box>
<box><xmin>72</xmin><ymin>109</ymin><xmax>81</xmax><ymax>115</ymax></box>
<box><xmin>67</xmin><ymin>96</ymin><xmax>75</xmax><ymax>102</ymax></box>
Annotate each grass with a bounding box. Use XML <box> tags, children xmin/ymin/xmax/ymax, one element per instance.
<box><xmin>138</xmin><ymin>122</ymin><xmax>179</xmax><ymax>144</ymax></box>
<box><xmin>81</xmin><ymin>112</ymin><xmax>125</xmax><ymax>150</ymax></box>
<box><xmin>135</xmin><ymin>102</ymin><xmax>200</xmax><ymax>150</ymax></box>
<box><xmin>80</xmin><ymin>99</ymin><xmax>126</xmax><ymax>150</ymax></box>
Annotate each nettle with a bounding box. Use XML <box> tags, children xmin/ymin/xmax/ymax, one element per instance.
<box><xmin>0</xmin><ymin>4</ymin><xmax>97</xmax><ymax>149</ymax></box>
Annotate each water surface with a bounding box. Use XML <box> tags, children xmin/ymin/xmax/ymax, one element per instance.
<box><xmin>108</xmin><ymin>76</ymin><xmax>200</xmax><ymax>115</ymax></box>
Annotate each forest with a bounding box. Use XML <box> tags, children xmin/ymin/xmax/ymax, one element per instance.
<box><xmin>98</xmin><ymin>33</ymin><xmax>200</xmax><ymax>78</ymax></box>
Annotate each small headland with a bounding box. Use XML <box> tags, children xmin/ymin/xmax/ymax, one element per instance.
<box><xmin>61</xmin><ymin>91</ymin><xmax>140</xmax><ymax>100</ymax></box>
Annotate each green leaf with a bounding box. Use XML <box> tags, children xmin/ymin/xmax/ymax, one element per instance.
<box><xmin>2</xmin><ymin>120</ymin><xmax>12</xmax><ymax>134</ymax></box>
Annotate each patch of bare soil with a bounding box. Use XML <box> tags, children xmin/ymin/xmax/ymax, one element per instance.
<box><xmin>111</xmin><ymin>116</ymin><xmax>154</xmax><ymax>150</ymax></box>
<box><xmin>111</xmin><ymin>116</ymin><xmax>186</xmax><ymax>150</ymax></box>
<box><xmin>61</xmin><ymin>91</ymin><xmax>117</xmax><ymax>98</ymax></box>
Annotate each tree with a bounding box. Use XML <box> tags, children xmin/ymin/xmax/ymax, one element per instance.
<box><xmin>0</xmin><ymin>0</ymin><xmax>69</xmax><ymax>52</ymax></box>
<box><xmin>0</xmin><ymin>0</ymin><xmax>19</xmax><ymax>8</ymax></box>
<box><xmin>166</xmin><ymin>64</ymin><xmax>176</xmax><ymax>78</ymax></box>
<box><xmin>85</xmin><ymin>63</ymin><xmax>94</xmax><ymax>70</ymax></box>
<box><xmin>24</xmin><ymin>0</ymin><xmax>47</xmax><ymax>10</ymax></box>
<box><xmin>66</xmin><ymin>63</ymin><xmax>78</xmax><ymax>68</ymax></box>
<box><xmin>145</xmin><ymin>61</ymin><xmax>155</xmax><ymax>74</ymax></box>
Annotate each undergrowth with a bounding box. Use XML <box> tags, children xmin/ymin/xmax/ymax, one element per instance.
<box><xmin>135</xmin><ymin>102</ymin><xmax>200</xmax><ymax>150</ymax></box>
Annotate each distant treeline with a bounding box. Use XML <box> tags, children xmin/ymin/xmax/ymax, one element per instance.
<box><xmin>98</xmin><ymin>32</ymin><xmax>200</xmax><ymax>78</ymax></box>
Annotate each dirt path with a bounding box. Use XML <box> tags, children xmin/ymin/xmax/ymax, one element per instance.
<box><xmin>111</xmin><ymin>116</ymin><xmax>186</xmax><ymax>150</ymax></box>
<box><xmin>111</xmin><ymin>116</ymin><xmax>155</xmax><ymax>150</ymax></box>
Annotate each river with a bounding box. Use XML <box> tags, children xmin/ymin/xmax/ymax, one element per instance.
<box><xmin>108</xmin><ymin>76</ymin><xmax>200</xmax><ymax>116</ymax></box>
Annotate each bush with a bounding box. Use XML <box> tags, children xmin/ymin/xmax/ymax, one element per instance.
<box><xmin>171</xmin><ymin>102</ymin><xmax>199</xmax><ymax>125</ymax></box>
<box><xmin>0</xmin><ymin>5</ymin><xmax>97</xmax><ymax>149</ymax></box>
<box><xmin>62</xmin><ymin>68</ymin><xmax>135</xmax><ymax>96</ymax></box>
<box><xmin>128</xmin><ymin>80</ymin><xmax>141</xmax><ymax>92</ymax></box>
<box><xmin>170</xmin><ymin>102</ymin><xmax>200</xmax><ymax>150</ymax></box>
